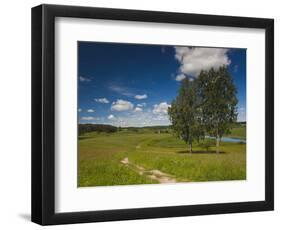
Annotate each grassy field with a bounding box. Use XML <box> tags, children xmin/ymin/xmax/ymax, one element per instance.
<box><xmin>78</xmin><ymin>125</ymin><xmax>246</xmax><ymax>187</ymax></box>
<box><xmin>226</xmin><ymin>124</ymin><xmax>246</xmax><ymax>140</ymax></box>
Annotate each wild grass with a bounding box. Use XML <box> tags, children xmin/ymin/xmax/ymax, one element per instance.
<box><xmin>78</xmin><ymin>127</ymin><xmax>246</xmax><ymax>187</ymax></box>
<box><xmin>226</xmin><ymin>126</ymin><xmax>246</xmax><ymax>139</ymax></box>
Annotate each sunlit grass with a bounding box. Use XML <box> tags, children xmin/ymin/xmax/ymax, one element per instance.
<box><xmin>78</xmin><ymin>128</ymin><xmax>246</xmax><ymax>187</ymax></box>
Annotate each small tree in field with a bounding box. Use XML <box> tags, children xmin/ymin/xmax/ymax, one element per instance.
<box><xmin>168</xmin><ymin>78</ymin><xmax>204</xmax><ymax>153</ymax></box>
<box><xmin>197</xmin><ymin>66</ymin><xmax>238</xmax><ymax>153</ymax></box>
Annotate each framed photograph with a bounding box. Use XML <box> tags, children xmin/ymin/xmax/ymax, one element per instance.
<box><xmin>31</xmin><ymin>4</ymin><xmax>274</xmax><ymax>225</ymax></box>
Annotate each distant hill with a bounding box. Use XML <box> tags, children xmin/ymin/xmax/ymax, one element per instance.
<box><xmin>126</xmin><ymin>125</ymin><xmax>171</xmax><ymax>130</ymax></box>
<box><xmin>79</xmin><ymin>124</ymin><xmax>118</xmax><ymax>135</ymax></box>
<box><xmin>79</xmin><ymin>122</ymin><xmax>245</xmax><ymax>135</ymax></box>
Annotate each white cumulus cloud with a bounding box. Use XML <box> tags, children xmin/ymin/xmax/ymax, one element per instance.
<box><xmin>87</xmin><ymin>109</ymin><xmax>95</xmax><ymax>113</ymax></box>
<box><xmin>134</xmin><ymin>107</ymin><xmax>143</xmax><ymax>112</ymax></box>
<box><xmin>81</xmin><ymin>116</ymin><xmax>95</xmax><ymax>121</ymax></box>
<box><xmin>108</xmin><ymin>114</ymin><xmax>115</xmax><ymax>120</ymax></box>
<box><xmin>174</xmin><ymin>47</ymin><xmax>231</xmax><ymax>77</ymax></box>
<box><xmin>137</xmin><ymin>103</ymin><xmax>146</xmax><ymax>107</ymax></box>
<box><xmin>134</xmin><ymin>94</ymin><xmax>147</xmax><ymax>100</ymax></box>
<box><xmin>153</xmin><ymin>102</ymin><xmax>171</xmax><ymax>115</ymax></box>
<box><xmin>95</xmin><ymin>98</ymin><xmax>109</xmax><ymax>103</ymax></box>
<box><xmin>111</xmin><ymin>99</ymin><xmax>134</xmax><ymax>111</ymax></box>
<box><xmin>175</xmin><ymin>74</ymin><xmax>186</xmax><ymax>81</ymax></box>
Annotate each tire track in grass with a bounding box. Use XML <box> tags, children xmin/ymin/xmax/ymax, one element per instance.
<box><xmin>120</xmin><ymin>157</ymin><xmax>177</xmax><ymax>184</ymax></box>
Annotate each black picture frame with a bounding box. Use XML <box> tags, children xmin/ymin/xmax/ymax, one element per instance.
<box><xmin>31</xmin><ymin>4</ymin><xmax>274</xmax><ymax>225</ymax></box>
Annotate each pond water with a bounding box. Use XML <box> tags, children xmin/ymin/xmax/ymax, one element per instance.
<box><xmin>206</xmin><ymin>136</ymin><xmax>246</xmax><ymax>144</ymax></box>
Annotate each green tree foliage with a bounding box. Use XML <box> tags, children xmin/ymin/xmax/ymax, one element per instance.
<box><xmin>168</xmin><ymin>66</ymin><xmax>238</xmax><ymax>154</ymax></box>
<box><xmin>168</xmin><ymin>78</ymin><xmax>204</xmax><ymax>153</ymax></box>
<box><xmin>197</xmin><ymin>66</ymin><xmax>238</xmax><ymax>153</ymax></box>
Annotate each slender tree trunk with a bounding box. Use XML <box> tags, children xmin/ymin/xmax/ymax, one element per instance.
<box><xmin>189</xmin><ymin>143</ymin><xmax>192</xmax><ymax>153</ymax></box>
<box><xmin>215</xmin><ymin>125</ymin><xmax>220</xmax><ymax>154</ymax></box>
<box><xmin>216</xmin><ymin>135</ymin><xmax>220</xmax><ymax>154</ymax></box>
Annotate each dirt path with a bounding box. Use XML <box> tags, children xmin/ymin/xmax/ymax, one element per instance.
<box><xmin>120</xmin><ymin>157</ymin><xmax>176</xmax><ymax>184</ymax></box>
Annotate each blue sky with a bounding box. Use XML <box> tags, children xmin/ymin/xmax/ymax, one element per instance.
<box><xmin>78</xmin><ymin>42</ymin><xmax>246</xmax><ymax>127</ymax></box>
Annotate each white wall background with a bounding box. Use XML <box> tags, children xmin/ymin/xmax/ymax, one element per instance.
<box><xmin>0</xmin><ymin>0</ymin><xmax>279</xmax><ymax>229</ymax></box>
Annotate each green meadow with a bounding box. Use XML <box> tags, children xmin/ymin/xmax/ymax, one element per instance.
<box><xmin>78</xmin><ymin>125</ymin><xmax>246</xmax><ymax>187</ymax></box>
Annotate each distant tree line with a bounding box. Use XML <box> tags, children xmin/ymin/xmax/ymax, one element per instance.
<box><xmin>79</xmin><ymin>124</ymin><xmax>117</xmax><ymax>135</ymax></box>
<box><xmin>168</xmin><ymin>66</ymin><xmax>238</xmax><ymax>154</ymax></box>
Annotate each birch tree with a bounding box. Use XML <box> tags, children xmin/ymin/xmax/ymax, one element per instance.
<box><xmin>197</xmin><ymin>66</ymin><xmax>238</xmax><ymax>153</ymax></box>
